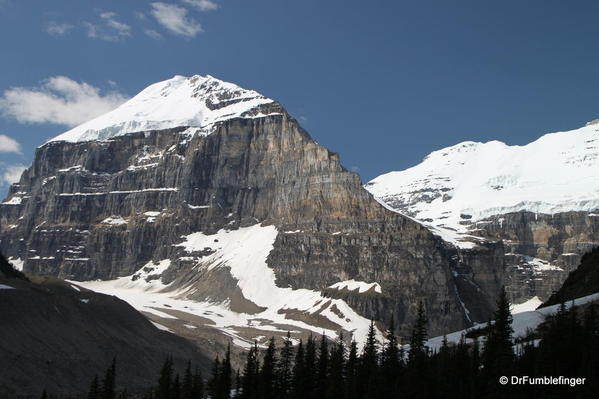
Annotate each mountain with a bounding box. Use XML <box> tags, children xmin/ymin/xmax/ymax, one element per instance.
<box><xmin>0</xmin><ymin>254</ymin><xmax>210</xmax><ymax>397</ymax></box>
<box><xmin>543</xmin><ymin>246</ymin><xmax>599</xmax><ymax>306</ymax></box>
<box><xmin>0</xmin><ymin>74</ymin><xmax>503</xmax><ymax>348</ymax></box>
<box><xmin>366</xmin><ymin>121</ymin><xmax>599</xmax><ymax>304</ymax></box>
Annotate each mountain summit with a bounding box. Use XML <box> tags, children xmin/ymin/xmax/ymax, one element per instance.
<box><xmin>49</xmin><ymin>75</ymin><xmax>280</xmax><ymax>143</ymax></box>
<box><xmin>366</xmin><ymin>122</ymin><xmax>599</xmax><ymax>236</ymax></box>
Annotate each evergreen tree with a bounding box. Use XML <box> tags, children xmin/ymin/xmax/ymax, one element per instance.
<box><xmin>381</xmin><ymin>315</ymin><xmax>400</xmax><ymax>398</ymax></box>
<box><xmin>172</xmin><ymin>374</ymin><xmax>181</xmax><ymax>399</ymax></box>
<box><xmin>291</xmin><ymin>340</ymin><xmax>305</xmax><ymax>399</ymax></box>
<box><xmin>344</xmin><ymin>340</ymin><xmax>359</xmax><ymax>399</ymax></box>
<box><xmin>157</xmin><ymin>357</ymin><xmax>174</xmax><ymax>399</ymax></box>
<box><xmin>483</xmin><ymin>288</ymin><xmax>514</xmax><ymax>368</ymax></box>
<box><xmin>216</xmin><ymin>345</ymin><xmax>233</xmax><ymax>399</ymax></box>
<box><xmin>241</xmin><ymin>342</ymin><xmax>260</xmax><ymax>399</ymax></box>
<box><xmin>327</xmin><ymin>333</ymin><xmax>345</xmax><ymax>399</ymax></box>
<box><xmin>359</xmin><ymin>320</ymin><xmax>380</xmax><ymax>399</ymax></box>
<box><xmin>408</xmin><ymin>302</ymin><xmax>428</xmax><ymax>366</ymax></box>
<box><xmin>101</xmin><ymin>358</ymin><xmax>117</xmax><ymax>399</ymax></box>
<box><xmin>275</xmin><ymin>332</ymin><xmax>294</xmax><ymax>399</ymax></box>
<box><xmin>88</xmin><ymin>375</ymin><xmax>100</xmax><ymax>399</ymax></box>
<box><xmin>181</xmin><ymin>362</ymin><xmax>193</xmax><ymax>399</ymax></box>
<box><xmin>259</xmin><ymin>338</ymin><xmax>276</xmax><ymax>399</ymax></box>
<box><xmin>208</xmin><ymin>356</ymin><xmax>221</xmax><ymax>399</ymax></box>
<box><xmin>407</xmin><ymin>303</ymin><xmax>428</xmax><ymax>399</ymax></box>
<box><xmin>191</xmin><ymin>367</ymin><xmax>204</xmax><ymax>399</ymax></box>
<box><xmin>224</xmin><ymin>346</ymin><xmax>233</xmax><ymax>399</ymax></box>
<box><xmin>482</xmin><ymin>287</ymin><xmax>514</xmax><ymax>397</ymax></box>
<box><xmin>315</xmin><ymin>334</ymin><xmax>329</xmax><ymax>399</ymax></box>
<box><xmin>303</xmin><ymin>335</ymin><xmax>317</xmax><ymax>398</ymax></box>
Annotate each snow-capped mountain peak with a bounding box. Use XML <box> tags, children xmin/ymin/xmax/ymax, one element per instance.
<box><xmin>366</xmin><ymin>121</ymin><xmax>599</xmax><ymax>242</ymax></box>
<box><xmin>48</xmin><ymin>74</ymin><xmax>280</xmax><ymax>143</ymax></box>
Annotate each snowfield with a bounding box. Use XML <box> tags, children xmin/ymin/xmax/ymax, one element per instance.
<box><xmin>366</xmin><ymin>121</ymin><xmax>599</xmax><ymax>246</ymax></box>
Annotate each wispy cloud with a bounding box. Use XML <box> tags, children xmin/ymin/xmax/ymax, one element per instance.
<box><xmin>1</xmin><ymin>164</ymin><xmax>26</xmax><ymax>185</ymax></box>
<box><xmin>150</xmin><ymin>2</ymin><xmax>203</xmax><ymax>38</ymax></box>
<box><xmin>0</xmin><ymin>76</ymin><xmax>128</xmax><ymax>127</ymax></box>
<box><xmin>182</xmin><ymin>0</ymin><xmax>219</xmax><ymax>11</ymax></box>
<box><xmin>46</xmin><ymin>21</ymin><xmax>73</xmax><ymax>36</ymax></box>
<box><xmin>83</xmin><ymin>11</ymin><xmax>131</xmax><ymax>41</ymax></box>
<box><xmin>0</xmin><ymin>135</ymin><xmax>21</xmax><ymax>153</ymax></box>
<box><xmin>144</xmin><ymin>28</ymin><xmax>164</xmax><ymax>40</ymax></box>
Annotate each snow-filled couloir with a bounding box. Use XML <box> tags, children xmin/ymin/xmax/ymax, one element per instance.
<box><xmin>365</xmin><ymin>120</ymin><xmax>599</xmax><ymax>245</ymax></box>
<box><xmin>48</xmin><ymin>75</ymin><xmax>280</xmax><ymax>143</ymax></box>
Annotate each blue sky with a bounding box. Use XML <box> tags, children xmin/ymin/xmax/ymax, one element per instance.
<box><xmin>1</xmin><ymin>0</ymin><xmax>599</xmax><ymax>195</ymax></box>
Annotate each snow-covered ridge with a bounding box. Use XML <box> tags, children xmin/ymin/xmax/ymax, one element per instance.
<box><xmin>366</xmin><ymin>121</ymin><xmax>599</xmax><ymax>239</ymax></box>
<box><xmin>47</xmin><ymin>75</ymin><xmax>280</xmax><ymax>144</ymax></box>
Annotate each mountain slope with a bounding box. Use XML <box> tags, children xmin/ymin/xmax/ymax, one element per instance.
<box><xmin>366</xmin><ymin>121</ymin><xmax>599</xmax><ymax>303</ymax></box>
<box><xmin>0</xmin><ymin>255</ymin><xmax>210</xmax><ymax>397</ymax></box>
<box><xmin>543</xmin><ymin>246</ymin><xmax>599</xmax><ymax>306</ymax></box>
<box><xmin>0</xmin><ymin>74</ymin><xmax>501</xmax><ymax>346</ymax></box>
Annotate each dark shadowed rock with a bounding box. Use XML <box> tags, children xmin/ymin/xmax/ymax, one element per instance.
<box><xmin>0</xmin><ymin>267</ymin><xmax>210</xmax><ymax>397</ymax></box>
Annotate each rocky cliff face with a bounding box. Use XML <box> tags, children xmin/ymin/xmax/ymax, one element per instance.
<box><xmin>0</xmin><ymin>75</ymin><xmax>499</xmax><ymax>344</ymax></box>
<box><xmin>366</xmin><ymin>122</ymin><xmax>599</xmax><ymax>304</ymax></box>
<box><xmin>474</xmin><ymin>211</ymin><xmax>599</xmax><ymax>301</ymax></box>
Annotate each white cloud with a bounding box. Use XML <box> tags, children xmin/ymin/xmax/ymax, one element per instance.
<box><xmin>144</xmin><ymin>29</ymin><xmax>164</xmax><ymax>40</ymax></box>
<box><xmin>182</xmin><ymin>0</ymin><xmax>218</xmax><ymax>11</ymax></box>
<box><xmin>84</xmin><ymin>11</ymin><xmax>131</xmax><ymax>41</ymax></box>
<box><xmin>46</xmin><ymin>21</ymin><xmax>73</xmax><ymax>36</ymax></box>
<box><xmin>0</xmin><ymin>135</ymin><xmax>21</xmax><ymax>153</ymax></box>
<box><xmin>2</xmin><ymin>165</ymin><xmax>26</xmax><ymax>185</ymax></box>
<box><xmin>0</xmin><ymin>76</ymin><xmax>129</xmax><ymax>127</ymax></box>
<box><xmin>150</xmin><ymin>3</ymin><xmax>203</xmax><ymax>38</ymax></box>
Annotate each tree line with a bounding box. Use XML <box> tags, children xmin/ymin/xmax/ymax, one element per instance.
<box><xmin>42</xmin><ymin>288</ymin><xmax>598</xmax><ymax>398</ymax></box>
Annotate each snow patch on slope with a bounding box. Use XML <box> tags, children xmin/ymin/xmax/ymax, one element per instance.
<box><xmin>47</xmin><ymin>75</ymin><xmax>279</xmax><ymax>144</ymax></box>
<box><xmin>8</xmin><ymin>257</ymin><xmax>24</xmax><ymax>271</ymax></box>
<box><xmin>427</xmin><ymin>292</ymin><xmax>599</xmax><ymax>352</ymax></box>
<box><xmin>77</xmin><ymin>224</ymin><xmax>380</xmax><ymax>348</ymax></box>
<box><xmin>511</xmin><ymin>296</ymin><xmax>542</xmax><ymax>314</ymax></box>
<box><xmin>101</xmin><ymin>216</ymin><xmax>127</xmax><ymax>225</ymax></box>
<box><xmin>328</xmin><ymin>280</ymin><xmax>382</xmax><ymax>294</ymax></box>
